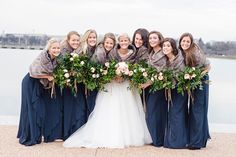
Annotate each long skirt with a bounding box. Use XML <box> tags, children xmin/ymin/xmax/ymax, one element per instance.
<box><xmin>62</xmin><ymin>83</ymin><xmax>87</xmax><ymax>140</ymax></box>
<box><xmin>164</xmin><ymin>89</ymin><xmax>188</xmax><ymax>148</ymax></box>
<box><xmin>146</xmin><ymin>89</ymin><xmax>168</xmax><ymax>147</ymax></box>
<box><xmin>188</xmin><ymin>75</ymin><xmax>210</xmax><ymax>148</ymax></box>
<box><xmin>17</xmin><ymin>73</ymin><xmax>45</xmax><ymax>146</ymax></box>
<box><xmin>86</xmin><ymin>89</ymin><xmax>98</xmax><ymax>118</ymax></box>
<box><xmin>43</xmin><ymin>86</ymin><xmax>63</xmax><ymax>142</ymax></box>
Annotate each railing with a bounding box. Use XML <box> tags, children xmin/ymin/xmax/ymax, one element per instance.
<box><xmin>0</xmin><ymin>44</ymin><xmax>44</xmax><ymax>50</ymax></box>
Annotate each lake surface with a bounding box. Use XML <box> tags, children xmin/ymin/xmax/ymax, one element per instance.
<box><xmin>0</xmin><ymin>48</ymin><xmax>236</xmax><ymax>132</ymax></box>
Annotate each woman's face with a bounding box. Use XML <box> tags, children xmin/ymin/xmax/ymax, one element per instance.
<box><xmin>180</xmin><ymin>36</ymin><xmax>191</xmax><ymax>51</ymax></box>
<box><xmin>119</xmin><ymin>36</ymin><xmax>130</xmax><ymax>49</ymax></box>
<box><xmin>87</xmin><ymin>32</ymin><xmax>97</xmax><ymax>47</ymax></box>
<box><xmin>134</xmin><ymin>33</ymin><xmax>143</xmax><ymax>48</ymax></box>
<box><xmin>149</xmin><ymin>33</ymin><xmax>160</xmax><ymax>48</ymax></box>
<box><xmin>104</xmin><ymin>37</ymin><xmax>114</xmax><ymax>52</ymax></box>
<box><xmin>68</xmin><ymin>34</ymin><xmax>80</xmax><ymax>50</ymax></box>
<box><xmin>49</xmin><ymin>42</ymin><xmax>60</xmax><ymax>58</ymax></box>
<box><xmin>163</xmin><ymin>41</ymin><xmax>173</xmax><ymax>55</ymax></box>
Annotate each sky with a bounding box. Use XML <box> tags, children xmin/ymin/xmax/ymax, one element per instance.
<box><xmin>0</xmin><ymin>0</ymin><xmax>235</xmax><ymax>42</ymax></box>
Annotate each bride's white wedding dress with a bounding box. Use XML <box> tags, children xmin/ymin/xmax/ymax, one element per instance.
<box><xmin>63</xmin><ymin>80</ymin><xmax>152</xmax><ymax>148</ymax></box>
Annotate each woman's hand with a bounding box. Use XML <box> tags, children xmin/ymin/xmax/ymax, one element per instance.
<box><xmin>47</xmin><ymin>76</ymin><xmax>54</xmax><ymax>81</ymax></box>
<box><xmin>140</xmin><ymin>81</ymin><xmax>152</xmax><ymax>89</ymax></box>
<box><xmin>114</xmin><ymin>76</ymin><xmax>124</xmax><ymax>83</ymax></box>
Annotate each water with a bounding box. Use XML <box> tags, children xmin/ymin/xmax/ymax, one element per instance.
<box><xmin>0</xmin><ymin>49</ymin><xmax>236</xmax><ymax>132</ymax></box>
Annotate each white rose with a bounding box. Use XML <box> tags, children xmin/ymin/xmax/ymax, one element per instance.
<box><xmin>105</xmin><ymin>62</ymin><xmax>110</xmax><ymax>68</ymax></box>
<box><xmin>128</xmin><ymin>71</ymin><xmax>134</xmax><ymax>76</ymax></box>
<box><xmin>73</xmin><ymin>53</ymin><xmax>79</xmax><ymax>58</ymax></box>
<box><xmin>80</xmin><ymin>61</ymin><xmax>85</xmax><ymax>65</ymax></box>
<box><xmin>124</xmin><ymin>69</ymin><xmax>129</xmax><ymax>75</ymax></box>
<box><xmin>70</xmin><ymin>52</ymin><xmax>75</xmax><ymax>56</ymax></box>
<box><xmin>63</xmin><ymin>69</ymin><xmax>68</xmax><ymax>73</ymax></box>
<box><xmin>143</xmin><ymin>72</ymin><xmax>148</xmax><ymax>77</ymax></box>
<box><xmin>91</xmin><ymin>67</ymin><xmax>95</xmax><ymax>73</ymax></box>
<box><xmin>158</xmin><ymin>75</ymin><xmax>164</xmax><ymax>80</ymax></box>
<box><xmin>140</xmin><ymin>68</ymin><xmax>145</xmax><ymax>72</ymax></box>
<box><xmin>96</xmin><ymin>74</ymin><xmax>100</xmax><ymax>78</ymax></box>
<box><xmin>151</xmin><ymin>77</ymin><xmax>154</xmax><ymax>82</ymax></box>
<box><xmin>184</xmin><ymin>74</ymin><xmax>190</xmax><ymax>80</ymax></box>
<box><xmin>192</xmin><ymin>67</ymin><xmax>196</xmax><ymax>70</ymax></box>
<box><xmin>116</xmin><ymin>69</ymin><xmax>121</xmax><ymax>76</ymax></box>
<box><xmin>64</xmin><ymin>73</ymin><xmax>70</xmax><ymax>78</ymax></box>
<box><xmin>92</xmin><ymin>74</ymin><xmax>96</xmax><ymax>78</ymax></box>
<box><xmin>70</xmin><ymin>57</ymin><xmax>74</xmax><ymax>61</ymax></box>
<box><xmin>66</xmin><ymin>79</ymin><xmax>70</xmax><ymax>83</ymax></box>
<box><xmin>159</xmin><ymin>72</ymin><xmax>163</xmax><ymax>76</ymax></box>
<box><xmin>102</xmin><ymin>70</ymin><xmax>108</xmax><ymax>75</ymax></box>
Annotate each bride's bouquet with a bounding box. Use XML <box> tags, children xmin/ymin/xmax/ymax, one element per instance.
<box><xmin>115</xmin><ymin>62</ymin><xmax>131</xmax><ymax>78</ymax></box>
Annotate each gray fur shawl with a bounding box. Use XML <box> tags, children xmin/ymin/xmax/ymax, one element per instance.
<box><xmin>29</xmin><ymin>50</ymin><xmax>57</xmax><ymax>88</ymax></box>
<box><xmin>148</xmin><ymin>49</ymin><xmax>167</xmax><ymax>72</ymax></box>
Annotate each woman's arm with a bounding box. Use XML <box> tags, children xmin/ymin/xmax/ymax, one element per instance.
<box><xmin>201</xmin><ymin>64</ymin><xmax>211</xmax><ymax>75</ymax></box>
<box><xmin>30</xmin><ymin>74</ymin><xmax>54</xmax><ymax>81</ymax></box>
<box><xmin>140</xmin><ymin>80</ymin><xmax>152</xmax><ymax>89</ymax></box>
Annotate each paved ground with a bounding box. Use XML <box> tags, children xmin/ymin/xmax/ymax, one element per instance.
<box><xmin>0</xmin><ymin>125</ymin><xmax>236</xmax><ymax>157</ymax></box>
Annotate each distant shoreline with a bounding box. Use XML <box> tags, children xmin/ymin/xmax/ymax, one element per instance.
<box><xmin>1</xmin><ymin>47</ymin><xmax>236</xmax><ymax>60</ymax></box>
<box><xmin>207</xmin><ymin>55</ymin><xmax>236</xmax><ymax>60</ymax></box>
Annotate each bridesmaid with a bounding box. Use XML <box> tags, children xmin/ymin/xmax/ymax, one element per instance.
<box><xmin>179</xmin><ymin>32</ymin><xmax>211</xmax><ymax>149</ymax></box>
<box><xmin>131</xmin><ymin>28</ymin><xmax>149</xmax><ymax>111</ymax></box>
<box><xmin>80</xmin><ymin>29</ymin><xmax>98</xmax><ymax>117</ymax></box>
<box><xmin>92</xmin><ymin>32</ymin><xmax>116</xmax><ymax>64</ymax></box>
<box><xmin>60</xmin><ymin>31</ymin><xmax>87</xmax><ymax>140</ymax></box>
<box><xmin>17</xmin><ymin>38</ymin><xmax>61</xmax><ymax>145</ymax></box>
<box><xmin>162</xmin><ymin>38</ymin><xmax>188</xmax><ymax>148</ymax></box>
<box><xmin>132</xmin><ymin>28</ymin><xmax>149</xmax><ymax>63</ymax></box>
<box><xmin>141</xmin><ymin>31</ymin><xmax>167</xmax><ymax>147</ymax></box>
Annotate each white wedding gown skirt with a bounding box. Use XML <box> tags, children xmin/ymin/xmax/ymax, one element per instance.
<box><xmin>63</xmin><ymin>80</ymin><xmax>152</xmax><ymax>148</ymax></box>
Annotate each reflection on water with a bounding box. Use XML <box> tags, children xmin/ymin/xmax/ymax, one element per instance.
<box><xmin>0</xmin><ymin>49</ymin><xmax>236</xmax><ymax>132</ymax></box>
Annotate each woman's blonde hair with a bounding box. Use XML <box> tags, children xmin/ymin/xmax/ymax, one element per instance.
<box><xmin>118</xmin><ymin>33</ymin><xmax>130</xmax><ymax>42</ymax></box>
<box><xmin>44</xmin><ymin>38</ymin><xmax>60</xmax><ymax>51</ymax></box>
<box><xmin>80</xmin><ymin>29</ymin><xmax>97</xmax><ymax>54</ymax></box>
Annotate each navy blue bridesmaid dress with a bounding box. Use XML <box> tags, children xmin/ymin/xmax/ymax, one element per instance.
<box><xmin>86</xmin><ymin>89</ymin><xmax>98</xmax><ymax>117</ymax></box>
<box><xmin>62</xmin><ymin>83</ymin><xmax>87</xmax><ymax>140</ymax></box>
<box><xmin>43</xmin><ymin>85</ymin><xmax>63</xmax><ymax>142</ymax></box>
<box><xmin>188</xmin><ymin>75</ymin><xmax>210</xmax><ymax>149</ymax></box>
<box><xmin>17</xmin><ymin>73</ymin><xmax>45</xmax><ymax>146</ymax></box>
<box><xmin>164</xmin><ymin>88</ymin><xmax>188</xmax><ymax>148</ymax></box>
<box><xmin>146</xmin><ymin>88</ymin><xmax>168</xmax><ymax>147</ymax></box>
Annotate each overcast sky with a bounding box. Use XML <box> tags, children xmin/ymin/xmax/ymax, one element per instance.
<box><xmin>0</xmin><ymin>0</ymin><xmax>235</xmax><ymax>41</ymax></box>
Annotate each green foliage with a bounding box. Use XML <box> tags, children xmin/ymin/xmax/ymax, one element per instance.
<box><xmin>176</xmin><ymin>66</ymin><xmax>206</xmax><ymax>95</ymax></box>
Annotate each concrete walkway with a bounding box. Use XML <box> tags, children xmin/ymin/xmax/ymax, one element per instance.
<box><xmin>0</xmin><ymin>125</ymin><xmax>236</xmax><ymax>157</ymax></box>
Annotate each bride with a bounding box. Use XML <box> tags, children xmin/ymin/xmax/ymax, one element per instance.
<box><xmin>63</xmin><ymin>33</ymin><xmax>152</xmax><ymax>148</ymax></box>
